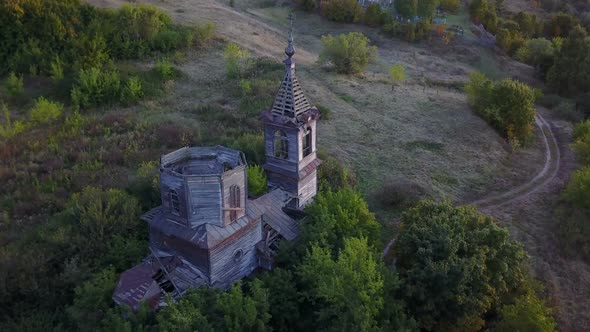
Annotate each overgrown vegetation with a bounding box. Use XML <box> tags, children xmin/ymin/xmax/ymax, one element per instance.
<box><xmin>319</xmin><ymin>32</ymin><xmax>377</xmax><ymax>75</ymax></box>
<box><xmin>465</xmin><ymin>72</ymin><xmax>537</xmax><ymax>146</ymax></box>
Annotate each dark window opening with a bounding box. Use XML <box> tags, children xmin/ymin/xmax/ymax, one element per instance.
<box><xmin>274</xmin><ymin>130</ymin><xmax>289</xmax><ymax>159</ymax></box>
<box><xmin>229</xmin><ymin>185</ymin><xmax>241</xmax><ymax>222</ymax></box>
<box><xmin>303</xmin><ymin>125</ymin><xmax>312</xmax><ymax>157</ymax></box>
<box><xmin>233</xmin><ymin>249</ymin><xmax>244</xmax><ymax>262</ymax></box>
<box><xmin>153</xmin><ymin>269</ymin><xmax>176</xmax><ymax>293</ymax></box>
<box><xmin>169</xmin><ymin>189</ymin><xmax>180</xmax><ymax>216</ymax></box>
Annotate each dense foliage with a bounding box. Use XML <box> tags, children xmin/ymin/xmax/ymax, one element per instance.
<box><xmin>319</xmin><ymin>0</ymin><xmax>363</xmax><ymax>23</ymax></box>
<box><xmin>320</xmin><ymin>32</ymin><xmax>377</xmax><ymax>74</ymax></box>
<box><xmin>465</xmin><ymin>72</ymin><xmax>537</xmax><ymax>146</ymax></box>
<box><xmin>395</xmin><ymin>200</ymin><xmax>552</xmax><ymax>331</ymax></box>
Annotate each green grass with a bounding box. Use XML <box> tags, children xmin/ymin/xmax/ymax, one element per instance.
<box><xmin>405</xmin><ymin>140</ymin><xmax>445</xmax><ymax>153</ymax></box>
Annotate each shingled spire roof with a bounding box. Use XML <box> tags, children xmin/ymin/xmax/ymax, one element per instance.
<box><xmin>271</xmin><ymin>13</ymin><xmax>312</xmax><ymax>118</ymax></box>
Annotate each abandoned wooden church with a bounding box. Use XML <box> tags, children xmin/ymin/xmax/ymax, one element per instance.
<box><xmin>113</xmin><ymin>27</ymin><xmax>321</xmax><ymax>310</ymax></box>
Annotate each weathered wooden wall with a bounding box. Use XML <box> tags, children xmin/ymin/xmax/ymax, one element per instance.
<box><xmin>208</xmin><ymin>218</ymin><xmax>262</xmax><ymax>287</ymax></box>
<box><xmin>298</xmin><ymin>169</ymin><xmax>317</xmax><ymax>206</ymax></box>
<box><xmin>150</xmin><ymin>227</ymin><xmax>210</xmax><ymax>275</ymax></box>
<box><xmin>222</xmin><ymin>166</ymin><xmax>247</xmax><ymax>226</ymax></box>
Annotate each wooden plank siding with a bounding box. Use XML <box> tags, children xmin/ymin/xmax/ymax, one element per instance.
<box><xmin>208</xmin><ymin>217</ymin><xmax>262</xmax><ymax>288</ymax></box>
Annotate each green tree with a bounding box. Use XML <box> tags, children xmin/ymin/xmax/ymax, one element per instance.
<box><xmin>546</xmin><ymin>13</ymin><xmax>580</xmax><ymax>38</ymax></box>
<box><xmin>417</xmin><ymin>0</ymin><xmax>440</xmax><ymax>18</ymax></box>
<box><xmin>259</xmin><ymin>268</ymin><xmax>301</xmax><ymax>331</ymax></box>
<box><xmin>298</xmin><ymin>0</ymin><xmax>317</xmax><ymax>12</ymax></box>
<box><xmin>66</xmin><ymin>268</ymin><xmax>118</xmax><ymax>331</ymax></box>
<box><xmin>389</xmin><ymin>64</ymin><xmax>406</xmax><ymax>90</ymax></box>
<box><xmin>320</xmin><ymin>0</ymin><xmax>363</xmax><ymax>23</ymax></box>
<box><xmin>395</xmin><ymin>200</ymin><xmax>529</xmax><ymax>331</ymax></box>
<box><xmin>298</xmin><ymin>237</ymin><xmax>384</xmax><ymax>332</ymax></box>
<box><xmin>572</xmin><ymin>120</ymin><xmax>590</xmax><ymax>166</ymax></box>
<box><xmin>66</xmin><ymin>186</ymin><xmax>142</xmax><ymax>257</ymax></box>
<box><xmin>301</xmin><ymin>189</ymin><xmax>381</xmax><ymax>254</ymax></box>
<box><xmin>563</xmin><ymin>167</ymin><xmax>590</xmax><ymax>209</ymax></box>
<box><xmin>490</xmin><ymin>79</ymin><xmax>537</xmax><ymax>144</ymax></box>
<box><xmin>320</xmin><ymin>32</ymin><xmax>377</xmax><ymax>75</ymax></box>
<box><xmin>395</xmin><ymin>0</ymin><xmax>418</xmax><ymax>18</ymax></box>
<box><xmin>247</xmin><ymin>164</ymin><xmax>267</xmax><ymax>197</ymax></box>
<box><xmin>547</xmin><ymin>26</ymin><xmax>590</xmax><ymax>96</ymax></box>
<box><xmin>363</xmin><ymin>3</ymin><xmax>385</xmax><ymax>27</ymax></box>
<box><xmin>440</xmin><ymin>0</ymin><xmax>460</xmax><ymax>13</ymax></box>
<box><xmin>494</xmin><ymin>294</ymin><xmax>557</xmax><ymax>332</ymax></box>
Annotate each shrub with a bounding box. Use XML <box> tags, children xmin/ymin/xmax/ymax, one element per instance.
<box><xmin>230</xmin><ymin>133</ymin><xmax>265</xmax><ymax>165</ymax></box>
<box><xmin>374</xmin><ymin>178</ymin><xmax>426</xmax><ymax>209</ymax></box>
<box><xmin>298</xmin><ymin>0</ymin><xmax>317</xmax><ymax>12</ymax></box>
<box><xmin>389</xmin><ymin>64</ymin><xmax>406</xmax><ymax>90</ymax></box>
<box><xmin>320</xmin><ymin>32</ymin><xmax>377</xmax><ymax>75</ymax></box>
<box><xmin>155</xmin><ymin>58</ymin><xmax>176</xmax><ymax>80</ymax></box>
<box><xmin>363</xmin><ymin>4</ymin><xmax>385</xmax><ymax>27</ymax></box>
<box><xmin>465</xmin><ymin>73</ymin><xmax>536</xmax><ymax>145</ymax></box>
<box><xmin>573</xmin><ymin>120</ymin><xmax>590</xmax><ymax>165</ymax></box>
<box><xmin>396</xmin><ymin>200</ymin><xmax>529</xmax><ymax>331</ymax></box>
<box><xmin>317</xmin><ymin>151</ymin><xmax>357</xmax><ymax>191</ymax></box>
<box><xmin>320</xmin><ymin>0</ymin><xmax>363</xmax><ymax>23</ymax></box>
<box><xmin>50</xmin><ymin>57</ymin><xmax>64</xmax><ymax>82</ymax></box>
<box><xmin>440</xmin><ymin>0</ymin><xmax>460</xmax><ymax>13</ymax></box>
<box><xmin>317</xmin><ymin>104</ymin><xmax>333</xmax><ymax>120</ymax></box>
<box><xmin>224</xmin><ymin>43</ymin><xmax>250</xmax><ymax>79</ymax></box>
<box><xmin>247</xmin><ymin>165</ymin><xmax>267</xmax><ymax>198</ymax></box>
<box><xmin>127</xmin><ymin>161</ymin><xmax>160</xmax><ymax>209</ymax></box>
<box><xmin>194</xmin><ymin>22</ymin><xmax>216</xmax><ymax>47</ymax></box>
<box><xmin>494</xmin><ymin>294</ymin><xmax>557</xmax><ymax>332</ymax></box>
<box><xmin>4</xmin><ymin>72</ymin><xmax>24</xmax><ymax>97</ymax></box>
<box><xmin>0</xmin><ymin>103</ymin><xmax>26</xmax><ymax>139</ymax></box>
<box><xmin>71</xmin><ymin>67</ymin><xmax>123</xmax><ymax>110</ymax></box>
<box><xmin>29</xmin><ymin>97</ymin><xmax>63</xmax><ymax>124</ymax></box>
<box><xmin>563</xmin><ymin>167</ymin><xmax>590</xmax><ymax>209</ymax></box>
<box><xmin>122</xmin><ymin>76</ymin><xmax>143</xmax><ymax>105</ymax></box>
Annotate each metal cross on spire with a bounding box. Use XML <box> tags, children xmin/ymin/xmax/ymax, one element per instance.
<box><xmin>285</xmin><ymin>12</ymin><xmax>295</xmax><ymax>58</ymax></box>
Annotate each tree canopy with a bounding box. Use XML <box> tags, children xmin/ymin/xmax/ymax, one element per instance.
<box><xmin>395</xmin><ymin>200</ymin><xmax>529</xmax><ymax>331</ymax></box>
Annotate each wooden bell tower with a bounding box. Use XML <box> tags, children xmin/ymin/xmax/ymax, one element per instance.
<box><xmin>260</xmin><ymin>13</ymin><xmax>321</xmax><ymax>209</ymax></box>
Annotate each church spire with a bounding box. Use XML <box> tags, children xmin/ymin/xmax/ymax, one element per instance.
<box><xmin>271</xmin><ymin>12</ymin><xmax>311</xmax><ymax>119</ymax></box>
<box><xmin>285</xmin><ymin>12</ymin><xmax>295</xmax><ymax>59</ymax></box>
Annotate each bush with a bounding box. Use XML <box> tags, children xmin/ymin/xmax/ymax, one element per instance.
<box><xmin>440</xmin><ymin>0</ymin><xmax>460</xmax><ymax>13</ymax></box>
<box><xmin>320</xmin><ymin>32</ymin><xmax>377</xmax><ymax>75</ymax></box>
<box><xmin>230</xmin><ymin>133</ymin><xmax>265</xmax><ymax>165</ymax></box>
<box><xmin>224</xmin><ymin>43</ymin><xmax>250</xmax><ymax>79</ymax></box>
<box><xmin>49</xmin><ymin>59</ymin><xmax>65</xmax><ymax>85</ymax></box>
<box><xmin>298</xmin><ymin>0</ymin><xmax>317</xmax><ymax>12</ymax></box>
<box><xmin>396</xmin><ymin>200</ymin><xmax>529</xmax><ymax>331</ymax></box>
<box><xmin>494</xmin><ymin>294</ymin><xmax>557</xmax><ymax>332</ymax></box>
<box><xmin>194</xmin><ymin>22</ymin><xmax>216</xmax><ymax>47</ymax></box>
<box><xmin>573</xmin><ymin>120</ymin><xmax>590</xmax><ymax>165</ymax></box>
<box><xmin>317</xmin><ymin>151</ymin><xmax>357</xmax><ymax>191</ymax></box>
<box><xmin>71</xmin><ymin>67</ymin><xmax>123</xmax><ymax>110</ymax></box>
<box><xmin>0</xmin><ymin>103</ymin><xmax>26</xmax><ymax>139</ymax></box>
<box><xmin>374</xmin><ymin>178</ymin><xmax>427</xmax><ymax>209</ymax></box>
<box><xmin>317</xmin><ymin>104</ymin><xmax>333</xmax><ymax>120</ymax></box>
<box><xmin>389</xmin><ymin>64</ymin><xmax>406</xmax><ymax>89</ymax></box>
<box><xmin>320</xmin><ymin>0</ymin><xmax>363</xmax><ymax>23</ymax></box>
<box><xmin>465</xmin><ymin>73</ymin><xmax>536</xmax><ymax>145</ymax></box>
<box><xmin>122</xmin><ymin>76</ymin><xmax>143</xmax><ymax>104</ymax></box>
<box><xmin>563</xmin><ymin>167</ymin><xmax>590</xmax><ymax>209</ymax></box>
<box><xmin>559</xmin><ymin>166</ymin><xmax>590</xmax><ymax>259</ymax></box>
<box><xmin>247</xmin><ymin>165</ymin><xmax>267</xmax><ymax>198</ymax></box>
<box><xmin>363</xmin><ymin>4</ymin><xmax>385</xmax><ymax>27</ymax></box>
<box><xmin>4</xmin><ymin>72</ymin><xmax>24</xmax><ymax>97</ymax></box>
<box><xmin>29</xmin><ymin>97</ymin><xmax>63</xmax><ymax>124</ymax></box>
<box><xmin>155</xmin><ymin>58</ymin><xmax>176</xmax><ymax>80</ymax></box>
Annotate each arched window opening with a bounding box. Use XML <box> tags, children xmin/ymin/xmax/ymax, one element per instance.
<box><xmin>303</xmin><ymin>125</ymin><xmax>312</xmax><ymax>157</ymax></box>
<box><xmin>274</xmin><ymin>130</ymin><xmax>289</xmax><ymax>159</ymax></box>
<box><xmin>229</xmin><ymin>185</ymin><xmax>241</xmax><ymax>222</ymax></box>
<box><xmin>169</xmin><ymin>189</ymin><xmax>180</xmax><ymax>216</ymax></box>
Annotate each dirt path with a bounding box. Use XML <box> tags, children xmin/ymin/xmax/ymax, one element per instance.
<box><xmin>469</xmin><ymin>113</ymin><xmax>560</xmax><ymax>209</ymax></box>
